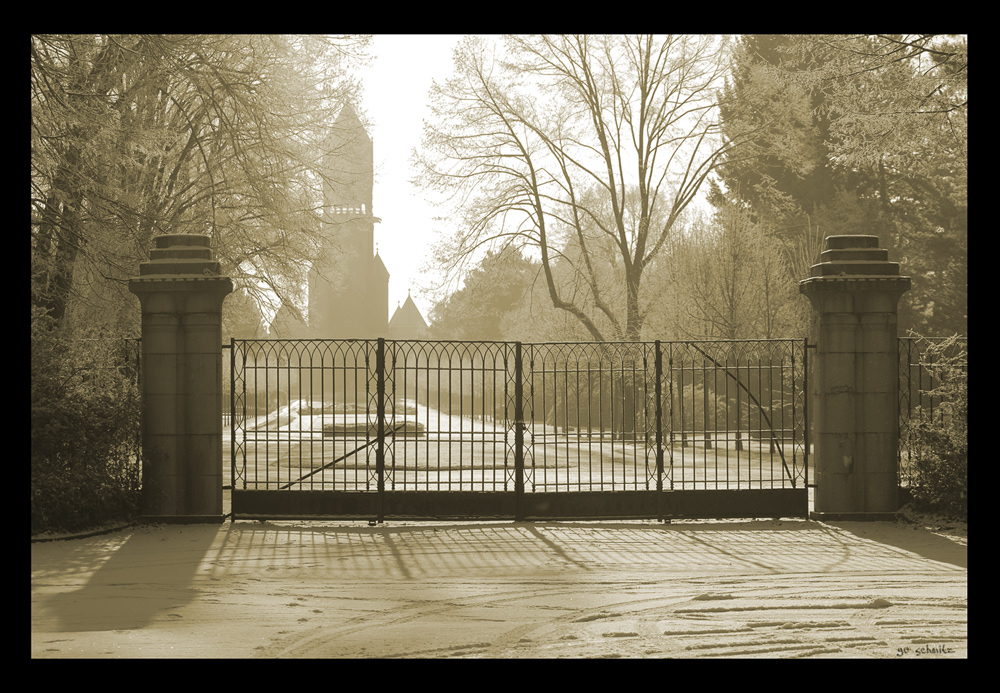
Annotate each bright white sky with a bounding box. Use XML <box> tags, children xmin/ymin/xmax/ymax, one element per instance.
<box><xmin>358</xmin><ymin>34</ymin><xmax>465</xmax><ymax>320</ymax></box>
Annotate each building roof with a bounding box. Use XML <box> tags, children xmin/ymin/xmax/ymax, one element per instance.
<box><xmin>323</xmin><ymin>102</ymin><xmax>373</xmax><ymax>212</ymax></box>
<box><xmin>331</xmin><ymin>103</ymin><xmax>369</xmax><ymax>142</ymax></box>
<box><xmin>372</xmin><ymin>251</ymin><xmax>389</xmax><ymax>279</ymax></box>
<box><xmin>389</xmin><ymin>293</ymin><xmax>429</xmax><ymax>339</ymax></box>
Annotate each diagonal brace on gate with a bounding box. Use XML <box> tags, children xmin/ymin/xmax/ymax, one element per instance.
<box><xmin>683</xmin><ymin>341</ymin><xmax>798</xmax><ymax>487</ymax></box>
<box><xmin>278</xmin><ymin>422</ymin><xmax>408</xmax><ymax>490</ymax></box>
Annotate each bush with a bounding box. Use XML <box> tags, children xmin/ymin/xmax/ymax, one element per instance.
<box><xmin>31</xmin><ymin>310</ymin><xmax>142</xmax><ymax>535</ymax></box>
<box><xmin>901</xmin><ymin>336</ymin><xmax>967</xmax><ymax>521</ymax></box>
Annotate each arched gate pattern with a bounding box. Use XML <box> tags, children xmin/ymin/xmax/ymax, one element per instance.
<box><xmin>227</xmin><ymin>338</ymin><xmax>809</xmax><ymax>521</ymax></box>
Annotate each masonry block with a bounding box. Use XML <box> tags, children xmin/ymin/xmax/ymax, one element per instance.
<box><xmin>130</xmin><ymin>234</ymin><xmax>233</xmax><ymax>522</ymax></box>
<box><xmin>800</xmin><ymin>235</ymin><xmax>910</xmax><ymax>518</ymax></box>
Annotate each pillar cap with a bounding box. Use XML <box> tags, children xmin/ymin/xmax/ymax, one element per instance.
<box><xmin>799</xmin><ymin>235</ymin><xmax>911</xmax><ymax>292</ymax></box>
<box><xmin>824</xmin><ymin>234</ymin><xmax>879</xmax><ymax>250</ymax></box>
<box><xmin>129</xmin><ymin>233</ymin><xmax>233</xmax><ymax>294</ymax></box>
<box><xmin>137</xmin><ymin>234</ymin><xmax>220</xmax><ymax>276</ymax></box>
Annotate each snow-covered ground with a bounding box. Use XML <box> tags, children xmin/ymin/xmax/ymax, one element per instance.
<box><xmin>226</xmin><ymin>399</ymin><xmax>807</xmax><ymax>493</ymax></box>
<box><xmin>228</xmin><ymin>399</ymin><xmax>503</xmax><ymax>439</ymax></box>
<box><xmin>34</xmin><ymin>401</ymin><xmax>963</xmax><ymax>658</ymax></box>
<box><xmin>31</xmin><ymin>512</ymin><xmax>965</xmax><ymax>658</ymax></box>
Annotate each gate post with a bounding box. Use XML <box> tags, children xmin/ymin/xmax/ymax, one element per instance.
<box><xmin>129</xmin><ymin>233</ymin><xmax>233</xmax><ymax>522</ymax></box>
<box><xmin>799</xmin><ymin>235</ymin><xmax>910</xmax><ymax>520</ymax></box>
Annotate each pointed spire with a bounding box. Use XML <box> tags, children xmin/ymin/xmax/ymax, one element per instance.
<box><xmin>323</xmin><ymin>101</ymin><xmax>373</xmax><ymax>212</ymax></box>
<box><xmin>330</xmin><ymin>103</ymin><xmax>371</xmax><ymax>151</ymax></box>
<box><xmin>334</xmin><ymin>102</ymin><xmax>362</xmax><ymax>128</ymax></box>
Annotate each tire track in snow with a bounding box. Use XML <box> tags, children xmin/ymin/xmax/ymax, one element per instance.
<box><xmin>262</xmin><ymin>579</ymin><xmax>966</xmax><ymax>658</ymax></box>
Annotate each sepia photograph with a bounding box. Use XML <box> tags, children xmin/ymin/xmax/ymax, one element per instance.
<box><xmin>32</xmin><ymin>34</ymin><xmax>966</xmax><ymax>658</ymax></box>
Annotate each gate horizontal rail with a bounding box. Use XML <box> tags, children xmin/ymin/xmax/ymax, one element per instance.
<box><xmin>228</xmin><ymin>338</ymin><xmax>809</xmax><ymax>521</ymax></box>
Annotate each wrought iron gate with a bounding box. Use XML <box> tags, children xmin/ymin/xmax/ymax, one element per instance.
<box><xmin>227</xmin><ymin>338</ymin><xmax>809</xmax><ymax>521</ymax></box>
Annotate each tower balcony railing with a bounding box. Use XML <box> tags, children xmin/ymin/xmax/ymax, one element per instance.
<box><xmin>328</xmin><ymin>205</ymin><xmax>369</xmax><ymax>216</ymax></box>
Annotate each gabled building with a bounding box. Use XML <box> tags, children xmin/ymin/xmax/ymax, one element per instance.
<box><xmin>389</xmin><ymin>292</ymin><xmax>431</xmax><ymax>340</ymax></box>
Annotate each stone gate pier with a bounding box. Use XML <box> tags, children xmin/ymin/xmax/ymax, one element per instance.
<box><xmin>129</xmin><ymin>233</ymin><xmax>233</xmax><ymax>522</ymax></box>
<box><xmin>800</xmin><ymin>235</ymin><xmax>911</xmax><ymax>520</ymax></box>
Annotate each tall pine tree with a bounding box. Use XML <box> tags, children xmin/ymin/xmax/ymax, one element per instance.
<box><xmin>713</xmin><ymin>34</ymin><xmax>966</xmax><ymax>336</ymax></box>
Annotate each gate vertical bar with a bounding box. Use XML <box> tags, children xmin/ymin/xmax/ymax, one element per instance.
<box><xmin>667</xmin><ymin>342</ymin><xmax>675</xmax><ymax>490</ymax></box>
<box><xmin>803</xmin><ymin>338</ymin><xmax>810</xmax><ymax>519</ymax></box>
<box><xmin>230</xmin><ymin>337</ymin><xmax>237</xmax><ymax>520</ymax></box>
<box><xmin>376</xmin><ymin>337</ymin><xmax>386</xmax><ymax>523</ymax></box>
<box><xmin>655</xmin><ymin>340</ymin><xmax>664</xmax><ymax>520</ymax></box>
<box><xmin>514</xmin><ymin>341</ymin><xmax>525</xmax><ymax>521</ymax></box>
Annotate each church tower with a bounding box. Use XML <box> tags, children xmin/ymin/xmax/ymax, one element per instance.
<box><xmin>270</xmin><ymin>102</ymin><xmax>427</xmax><ymax>341</ymax></box>
<box><xmin>307</xmin><ymin>104</ymin><xmax>389</xmax><ymax>338</ymax></box>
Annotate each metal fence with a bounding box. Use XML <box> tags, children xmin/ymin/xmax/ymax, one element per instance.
<box><xmin>898</xmin><ymin>336</ymin><xmax>968</xmax><ymax>487</ymax></box>
<box><xmin>227</xmin><ymin>338</ymin><xmax>808</xmax><ymax>519</ymax></box>
<box><xmin>112</xmin><ymin>333</ymin><xmax>970</xmax><ymax>519</ymax></box>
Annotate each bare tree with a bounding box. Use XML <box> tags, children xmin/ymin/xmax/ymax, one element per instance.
<box><xmin>415</xmin><ymin>35</ymin><xmax>738</xmax><ymax>341</ymax></box>
<box><xmin>669</xmin><ymin>205</ymin><xmax>798</xmax><ymax>341</ymax></box>
<box><xmin>31</xmin><ymin>34</ymin><xmax>372</xmax><ymax>332</ymax></box>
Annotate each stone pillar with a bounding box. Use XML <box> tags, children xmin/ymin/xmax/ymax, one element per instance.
<box><xmin>129</xmin><ymin>234</ymin><xmax>233</xmax><ymax>522</ymax></box>
<box><xmin>800</xmin><ymin>235</ymin><xmax>911</xmax><ymax>520</ymax></box>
